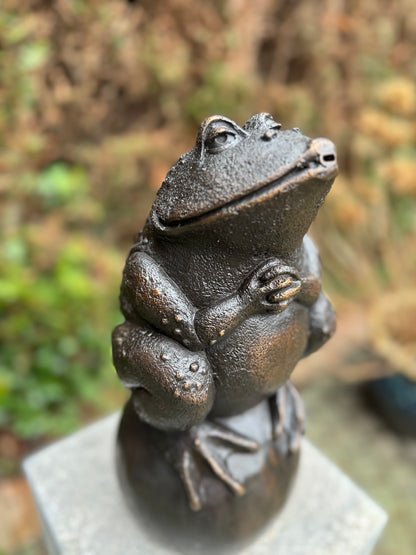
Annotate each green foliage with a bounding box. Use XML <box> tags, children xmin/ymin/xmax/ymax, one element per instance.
<box><xmin>1</xmin><ymin>154</ymin><xmax>125</xmax><ymax>438</ymax></box>
<box><xmin>18</xmin><ymin>40</ymin><xmax>50</xmax><ymax>72</ymax></box>
<box><xmin>186</xmin><ymin>63</ymin><xmax>252</xmax><ymax>124</ymax></box>
<box><xmin>36</xmin><ymin>163</ymin><xmax>89</xmax><ymax>208</ymax></box>
<box><xmin>0</xmin><ymin>223</ymin><xmax>124</xmax><ymax>438</ymax></box>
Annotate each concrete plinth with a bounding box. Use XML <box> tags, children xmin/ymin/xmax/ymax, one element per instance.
<box><xmin>24</xmin><ymin>414</ymin><xmax>387</xmax><ymax>555</ymax></box>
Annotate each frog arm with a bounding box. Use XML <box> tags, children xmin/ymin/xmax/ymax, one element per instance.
<box><xmin>193</xmin><ymin>257</ymin><xmax>303</xmax><ymax>346</ymax></box>
<box><xmin>120</xmin><ymin>251</ymin><xmax>203</xmax><ymax>349</ymax></box>
<box><xmin>295</xmin><ymin>235</ymin><xmax>322</xmax><ymax>307</ymax></box>
<box><xmin>121</xmin><ymin>251</ymin><xmax>254</xmax><ymax>350</ymax></box>
<box><xmin>298</xmin><ymin>235</ymin><xmax>337</xmax><ymax>355</ymax></box>
<box><xmin>303</xmin><ymin>291</ymin><xmax>336</xmax><ymax>356</ymax></box>
<box><xmin>194</xmin><ymin>294</ymin><xmax>253</xmax><ymax>347</ymax></box>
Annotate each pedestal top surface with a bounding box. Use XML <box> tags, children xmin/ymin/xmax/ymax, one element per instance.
<box><xmin>24</xmin><ymin>413</ymin><xmax>387</xmax><ymax>555</ymax></box>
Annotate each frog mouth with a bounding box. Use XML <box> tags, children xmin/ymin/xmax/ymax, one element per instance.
<box><xmin>156</xmin><ymin>140</ymin><xmax>337</xmax><ymax>231</ymax></box>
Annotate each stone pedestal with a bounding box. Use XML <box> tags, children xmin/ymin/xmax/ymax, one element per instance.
<box><xmin>24</xmin><ymin>414</ymin><xmax>387</xmax><ymax>555</ymax></box>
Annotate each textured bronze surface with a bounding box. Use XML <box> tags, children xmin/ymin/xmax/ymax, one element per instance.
<box><xmin>112</xmin><ymin>113</ymin><xmax>338</xmax><ymax>548</ymax></box>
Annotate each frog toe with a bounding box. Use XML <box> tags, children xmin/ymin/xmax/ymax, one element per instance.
<box><xmin>269</xmin><ymin>381</ymin><xmax>305</xmax><ymax>455</ymax></box>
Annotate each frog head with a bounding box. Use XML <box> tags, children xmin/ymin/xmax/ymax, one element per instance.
<box><xmin>150</xmin><ymin>113</ymin><xmax>337</xmax><ymax>256</ymax></box>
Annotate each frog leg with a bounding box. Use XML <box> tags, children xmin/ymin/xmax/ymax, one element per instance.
<box><xmin>269</xmin><ymin>381</ymin><xmax>306</xmax><ymax>454</ymax></box>
<box><xmin>112</xmin><ymin>320</ymin><xmax>215</xmax><ymax>432</ymax></box>
<box><xmin>165</xmin><ymin>421</ymin><xmax>259</xmax><ymax>511</ymax></box>
<box><xmin>114</xmin><ymin>321</ymin><xmax>259</xmax><ymax>510</ymax></box>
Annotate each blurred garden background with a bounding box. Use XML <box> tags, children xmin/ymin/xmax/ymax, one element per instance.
<box><xmin>0</xmin><ymin>0</ymin><xmax>415</xmax><ymax>553</ymax></box>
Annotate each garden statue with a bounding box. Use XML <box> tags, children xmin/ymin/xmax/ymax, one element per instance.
<box><xmin>112</xmin><ymin>113</ymin><xmax>338</xmax><ymax>552</ymax></box>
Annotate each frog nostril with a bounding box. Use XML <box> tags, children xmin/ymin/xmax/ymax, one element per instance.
<box><xmin>320</xmin><ymin>151</ymin><xmax>337</xmax><ymax>166</ymax></box>
<box><xmin>310</xmin><ymin>138</ymin><xmax>337</xmax><ymax>166</ymax></box>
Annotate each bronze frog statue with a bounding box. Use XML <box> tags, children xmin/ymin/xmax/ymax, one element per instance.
<box><xmin>113</xmin><ymin>113</ymin><xmax>338</xmax><ymax>551</ymax></box>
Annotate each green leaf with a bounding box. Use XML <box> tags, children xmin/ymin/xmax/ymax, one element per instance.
<box><xmin>19</xmin><ymin>41</ymin><xmax>50</xmax><ymax>71</ymax></box>
<box><xmin>37</xmin><ymin>163</ymin><xmax>89</xmax><ymax>207</ymax></box>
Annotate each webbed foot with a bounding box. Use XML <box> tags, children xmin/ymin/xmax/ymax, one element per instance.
<box><xmin>165</xmin><ymin>421</ymin><xmax>259</xmax><ymax>511</ymax></box>
<box><xmin>269</xmin><ymin>381</ymin><xmax>306</xmax><ymax>454</ymax></box>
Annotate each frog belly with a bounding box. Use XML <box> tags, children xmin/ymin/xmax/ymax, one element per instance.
<box><xmin>207</xmin><ymin>303</ymin><xmax>309</xmax><ymax>417</ymax></box>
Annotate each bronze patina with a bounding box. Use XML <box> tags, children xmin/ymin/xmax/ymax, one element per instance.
<box><xmin>112</xmin><ymin>113</ymin><xmax>338</xmax><ymax>551</ymax></box>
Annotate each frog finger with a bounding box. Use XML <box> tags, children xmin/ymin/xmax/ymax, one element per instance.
<box><xmin>261</xmin><ymin>264</ymin><xmax>300</xmax><ymax>283</ymax></box>
<box><xmin>253</xmin><ymin>258</ymin><xmax>281</xmax><ymax>281</ymax></box>
<box><xmin>263</xmin><ymin>299</ymin><xmax>291</xmax><ymax>312</ymax></box>
<box><xmin>261</xmin><ymin>299</ymin><xmax>286</xmax><ymax>313</ymax></box>
<box><xmin>267</xmin><ymin>281</ymin><xmax>301</xmax><ymax>302</ymax></box>
<box><xmin>260</xmin><ymin>275</ymin><xmax>294</xmax><ymax>293</ymax></box>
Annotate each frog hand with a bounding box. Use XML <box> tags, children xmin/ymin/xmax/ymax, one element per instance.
<box><xmin>269</xmin><ymin>381</ymin><xmax>306</xmax><ymax>455</ymax></box>
<box><xmin>165</xmin><ymin>421</ymin><xmax>259</xmax><ymax>511</ymax></box>
<box><xmin>259</xmin><ymin>262</ymin><xmax>301</xmax><ymax>312</ymax></box>
<box><xmin>241</xmin><ymin>259</ymin><xmax>301</xmax><ymax>315</ymax></box>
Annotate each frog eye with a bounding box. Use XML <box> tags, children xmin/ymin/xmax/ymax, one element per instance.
<box><xmin>205</xmin><ymin>130</ymin><xmax>239</xmax><ymax>153</ymax></box>
<box><xmin>197</xmin><ymin>116</ymin><xmax>248</xmax><ymax>158</ymax></box>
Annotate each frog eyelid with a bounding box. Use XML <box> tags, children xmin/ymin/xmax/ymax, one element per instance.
<box><xmin>205</xmin><ymin>125</ymin><xmax>235</xmax><ymax>141</ymax></box>
<box><xmin>205</xmin><ymin>126</ymin><xmax>237</xmax><ymax>152</ymax></box>
<box><xmin>198</xmin><ymin>117</ymin><xmax>248</xmax><ymax>159</ymax></box>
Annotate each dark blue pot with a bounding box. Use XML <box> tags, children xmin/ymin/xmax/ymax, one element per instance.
<box><xmin>364</xmin><ymin>374</ymin><xmax>416</xmax><ymax>436</ymax></box>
